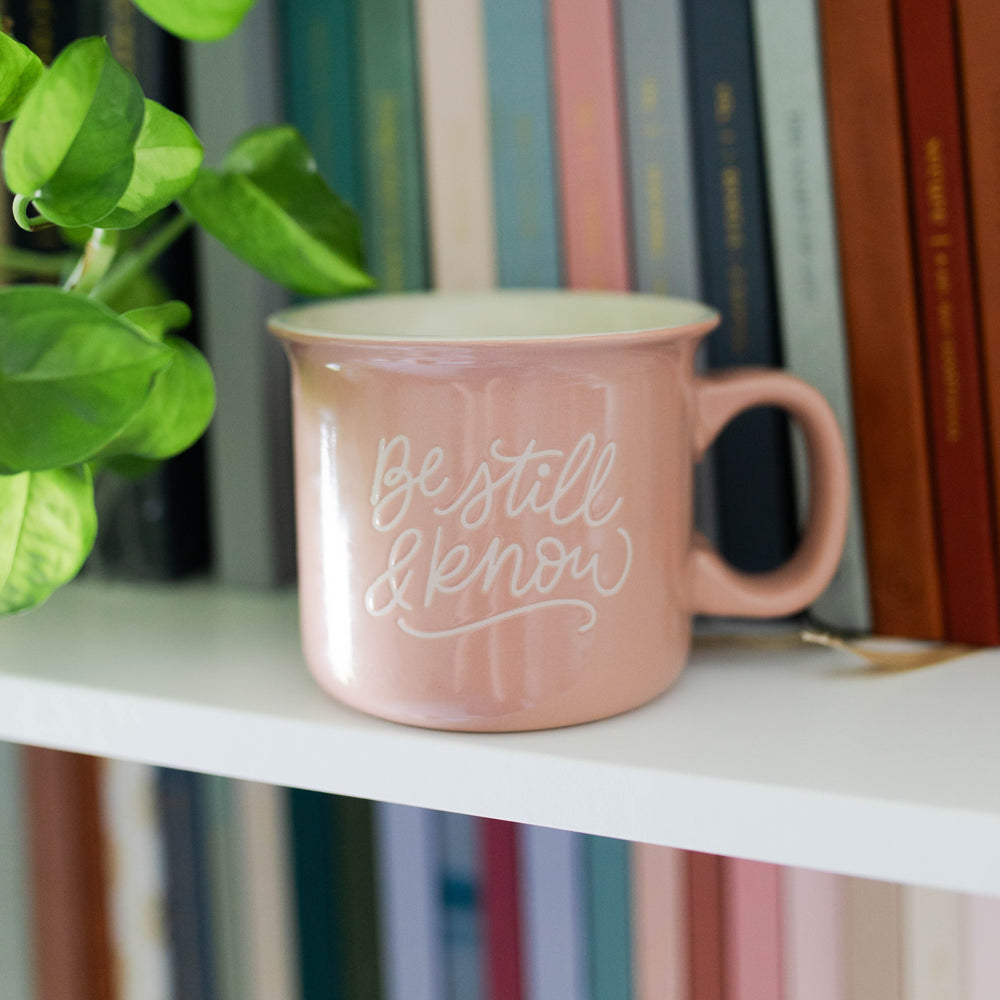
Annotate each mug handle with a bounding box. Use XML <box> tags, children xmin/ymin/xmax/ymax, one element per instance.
<box><xmin>688</xmin><ymin>369</ymin><xmax>850</xmax><ymax>618</ymax></box>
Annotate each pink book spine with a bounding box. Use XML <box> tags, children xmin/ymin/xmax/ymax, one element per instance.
<box><xmin>482</xmin><ymin>819</ymin><xmax>523</xmax><ymax>1000</ymax></box>
<box><xmin>782</xmin><ymin>868</ymin><xmax>845</xmax><ymax>1000</ymax></box>
<box><xmin>548</xmin><ymin>0</ymin><xmax>631</xmax><ymax>290</ymax></box>
<box><xmin>966</xmin><ymin>894</ymin><xmax>1000</xmax><ymax>1000</ymax></box>
<box><xmin>724</xmin><ymin>858</ymin><xmax>784</xmax><ymax>1000</ymax></box>
<box><xmin>631</xmin><ymin>844</ymin><xmax>688</xmax><ymax>1000</ymax></box>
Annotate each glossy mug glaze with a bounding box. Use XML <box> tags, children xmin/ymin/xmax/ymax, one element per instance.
<box><xmin>270</xmin><ymin>290</ymin><xmax>849</xmax><ymax>732</ymax></box>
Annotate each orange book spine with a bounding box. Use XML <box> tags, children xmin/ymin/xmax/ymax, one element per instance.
<box><xmin>957</xmin><ymin>0</ymin><xmax>1000</xmax><ymax>605</ymax></box>
<box><xmin>896</xmin><ymin>0</ymin><xmax>1000</xmax><ymax>645</ymax></box>
<box><xmin>25</xmin><ymin>748</ymin><xmax>114</xmax><ymax>1000</ymax></box>
<box><xmin>818</xmin><ymin>0</ymin><xmax>945</xmax><ymax>639</ymax></box>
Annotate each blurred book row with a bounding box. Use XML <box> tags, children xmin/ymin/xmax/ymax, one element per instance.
<box><xmin>3</xmin><ymin>741</ymin><xmax>1000</xmax><ymax>1000</ymax></box>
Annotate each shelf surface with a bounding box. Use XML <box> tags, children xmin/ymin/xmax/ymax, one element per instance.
<box><xmin>1</xmin><ymin>579</ymin><xmax>998</xmax><ymax>896</ymax></box>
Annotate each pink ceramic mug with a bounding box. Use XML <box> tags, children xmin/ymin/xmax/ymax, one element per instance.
<box><xmin>270</xmin><ymin>290</ymin><xmax>849</xmax><ymax>732</ymax></box>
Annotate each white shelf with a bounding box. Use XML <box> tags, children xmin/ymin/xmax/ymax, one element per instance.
<box><xmin>1</xmin><ymin>579</ymin><xmax>998</xmax><ymax>897</ymax></box>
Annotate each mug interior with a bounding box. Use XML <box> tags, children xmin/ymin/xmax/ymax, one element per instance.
<box><xmin>269</xmin><ymin>289</ymin><xmax>718</xmax><ymax>344</ymax></box>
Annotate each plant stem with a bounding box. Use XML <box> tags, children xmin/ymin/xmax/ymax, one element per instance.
<box><xmin>0</xmin><ymin>246</ymin><xmax>78</xmax><ymax>277</ymax></box>
<box><xmin>90</xmin><ymin>212</ymin><xmax>194</xmax><ymax>305</ymax></box>
<box><xmin>64</xmin><ymin>228</ymin><xmax>119</xmax><ymax>295</ymax></box>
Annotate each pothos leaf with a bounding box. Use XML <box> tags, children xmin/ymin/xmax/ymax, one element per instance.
<box><xmin>0</xmin><ymin>286</ymin><xmax>171</xmax><ymax>473</ymax></box>
<box><xmin>0</xmin><ymin>466</ymin><xmax>96</xmax><ymax>615</ymax></box>
<box><xmin>180</xmin><ymin>125</ymin><xmax>374</xmax><ymax>297</ymax></box>
<box><xmin>128</xmin><ymin>0</ymin><xmax>256</xmax><ymax>41</ymax></box>
<box><xmin>2</xmin><ymin>37</ymin><xmax>144</xmax><ymax>228</ymax></box>
<box><xmin>0</xmin><ymin>30</ymin><xmax>45</xmax><ymax>122</ymax></box>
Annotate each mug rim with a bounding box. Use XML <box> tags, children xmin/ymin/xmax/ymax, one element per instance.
<box><xmin>268</xmin><ymin>289</ymin><xmax>720</xmax><ymax>346</ymax></box>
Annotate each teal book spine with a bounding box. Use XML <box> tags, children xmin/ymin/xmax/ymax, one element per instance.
<box><xmin>684</xmin><ymin>0</ymin><xmax>796</xmax><ymax>573</ymax></box>
<box><xmin>278</xmin><ymin>0</ymin><xmax>363</xmax><ymax>210</ymax></box>
<box><xmin>355</xmin><ymin>0</ymin><xmax>428</xmax><ymax>291</ymax></box>
<box><xmin>585</xmin><ymin>836</ymin><xmax>634</xmax><ymax>1000</ymax></box>
<box><xmin>0</xmin><ymin>743</ymin><xmax>33</xmax><ymax>1000</ymax></box>
<box><xmin>482</xmin><ymin>0</ymin><xmax>562</xmax><ymax>288</ymax></box>
<box><xmin>441</xmin><ymin>812</ymin><xmax>486</xmax><ymax>1000</ymax></box>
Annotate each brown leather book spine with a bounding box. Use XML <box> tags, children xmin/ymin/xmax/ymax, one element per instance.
<box><xmin>687</xmin><ymin>851</ymin><xmax>725</xmax><ymax>1000</ymax></box>
<box><xmin>957</xmin><ymin>0</ymin><xmax>1000</xmax><ymax>617</ymax></box>
<box><xmin>25</xmin><ymin>748</ymin><xmax>115</xmax><ymax>1000</ymax></box>
<box><xmin>896</xmin><ymin>0</ymin><xmax>1000</xmax><ymax>645</ymax></box>
<box><xmin>819</xmin><ymin>0</ymin><xmax>945</xmax><ymax>639</ymax></box>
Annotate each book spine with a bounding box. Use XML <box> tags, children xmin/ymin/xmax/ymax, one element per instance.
<box><xmin>518</xmin><ymin>825</ymin><xmax>589</xmax><ymax>1000</ymax></box>
<box><xmin>818</xmin><ymin>0</ymin><xmax>945</xmax><ymax>639</ymax></box>
<box><xmin>897</xmin><ymin>0</ymin><xmax>1000</xmax><ymax>645</ymax></box>
<box><xmin>686</xmin><ymin>851</ymin><xmax>726</xmax><ymax>1000</ymax></box>
<box><xmin>355</xmin><ymin>0</ymin><xmax>428</xmax><ymax>292</ymax></box>
<box><xmin>723</xmin><ymin>858</ymin><xmax>784</xmax><ymax>1000</ymax></box>
<box><xmin>684</xmin><ymin>0</ymin><xmax>796</xmax><ymax>573</ymax></box>
<box><xmin>374</xmin><ymin>803</ymin><xmax>448</xmax><ymax>1000</ymax></box>
<box><xmin>482</xmin><ymin>0</ymin><xmax>561</xmax><ymax>288</ymax></box>
<box><xmin>965</xmin><ymin>893</ymin><xmax>1000</xmax><ymax>1000</ymax></box>
<box><xmin>25</xmin><ymin>749</ymin><xmax>115</xmax><ymax>1000</ymax></box>
<box><xmin>278</xmin><ymin>0</ymin><xmax>362</xmax><ymax>208</ymax></box>
<box><xmin>482</xmin><ymin>819</ymin><xmax>524</xmax><ymax>1000</ymax></box>
<box><xmin>618</xmin><ymin>0</ymin><xmax>701</xmax><ymax>299</ymax></box>
<box><xmin>0</xmin><ymin>743</ymin><xmax>34</xmax><ymax>1000</ymax></box>
<box><xmin>548</xmin><ymin>0</ymin><xmax>630</xmax><ymax>291</ymax></box>
<box><xmin>415</xmin><ymin>0</ymin><xmax>497</xmax><ymax>289</ymax></box>
<box><xmin>749</xmin><ymin>0</ymin><xmax>872</xmax><ymax>632</ymax></box>
<box><xmin>331</xmin><ymin>795</ymin><xmax>384</xmax><ymax>1000</ymax></box>
<box><xmin>631</xmin><ymin>844</ymin><xmax>689</xmax><ymax>1000</ymax></box>
<box><xmin>844</xmin><ymin>878</ymin><xmax>902</xmax><ymax>1000</ymax></box>
<box><xmin>156</xmin><ymin>768</ymin><xmax>216</xmax><ymax>1000</ymax></box>
<box><xmin>782</xmin><ymin>868</ymin><xmax>845</xmax><ymax>1000</ymax></box>
<box><xmin>184</xmin><ymin>0</ymin><xmax>295</xmax><ymax>587</ymax></box>
<box><xmin>585</xmin><ymin>836</ymin><xmax>635</xmax><ymax>999</ymax></box>
<box><xmin>235</xmin><ymin>781</ymin><xmax>301</xmax><ymax>1000</ymax></box>
<box><xmin>441</xmin><ymin>811</ymin><xmax>487</xmax><ymax>1000</ymax></box>
<box><xmin>101</xmin><ymin>760</ymin><xmax>173</xmax><ymax>1000</ymax></box>
<box><xmin>957</xmin><ymin>0</ymin><xmax>1000</xmax><ymax>601</ymax></box>
<box><xmin>901</xmin><ymin>886</ymin><xmax>963</xmax><ymax>1000</ymax></box>
<box><xmin>287</xmin><ymin>788</ymin><xmax>345</xmax><ymax>1000</ymax></box>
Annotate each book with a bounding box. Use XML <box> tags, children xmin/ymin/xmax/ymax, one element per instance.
<box><xmin>684</xmin><ymin>0</ymin><xmax>796</xmax><ymax>574</ymax></box>
<box><xmin>24</xmin><ymin>748</ymin><xmax>115</xmax><ymax>1000</ymax></box>
<box><xmin>548</xmin><ymin>0</ymin><xmax>630</xmax><ymax>291</ymax></box>
<box><xmin>354</xmin><ymin>0</ymin><xmax>428</xmax><ymax>292</ymax></box>
<box><xmin>631</xmin><ymin>844</ymin><xmax>688</xmax><ymax>1000</ymax></box>
<box><xmin>844</xmin><ymin>878</ymin><xmax>902</xmax><ymax>1000</ymax></box>
<box><xmin>895</xmin><ymin>0</ymin><xmax>1000</xmax><ymax>646</ymax></box>
<box><xmin>518</xmin><ymin>825</ymin><xmax>589</xmax><ymax>1000</ymax></box>
<box><xmin>0</xmin><ymin>742</ymin><xmax>33</xmax><ymax>1000</ymax></box>
<box><xmin>414</xmin><ymin>0</ymin><xmax>497</xmax><ymax>289</ymax></box>
<box><xmin>957</xmin><ymin>0</ymin><xmax>1000</xmax><ymax>597</ymax></box>
<box><xmin>235</xmin><ymin>780</ymin><xmax>301</xmax><ymax>1000</ymax></box>
<box><xmin>723</xmin><ymin>858</ymin><xmax>784</xmax><ymax>1000</ymax></box>
<box><xmin>482</xmin><ymin>819</ymin><xmax>524</xmax><ymax>1000</ymax></box>
<box><xmin>686</xmin><ymin>851</ymin><xmax>726</xmax><ymax>1000</ymax></box>
<box><xmin>184</xmin><ymin>0</ymin><xmax>296</xmax><ymax>587</ymax></box>
<box><xmin>156</xmin><ymin>767</ymin><xmax>216</xmax><ymax>1000</ymax></box>
<box><xmin>817</xmin><ymin>0</ymin><xmax>945</xmax><ymax>639</ymax></box>
<box><xmin>101</xmin><ymin>759</ymin><xmax>173</xmax><ymax>1000</ymax></box>
<box><xmin>441</xmin><ymin>811</ymin><xmax>487</xmax><ymax>1000</ymax></box>
<box><xmin>749</xmin><ymin>0</ymin><xmax>871</xmax><ymax>632</ymax></box>
<box><xmin>585</xmin><ymin>836</ymin><xmax>635</xmax><ymax>999</ymax></box>
<box><xmin>482</xmin><ymin>0</ymin><xmax>561</xmax><ymax>288</ymax></box>
<box><xmin>965</xmin><ymin>893</ymin><xmax>1000</xmax><ymax>1000</ymax></box>
<box><xmin>782</xmin><ymin>868</ymin><xmax>845</xmax><ymax>1000</ymax></box>
<box><xmin>278</xmin><ymin>0</ymin><xmax>362</xmax><ymax>209</ymax></box>
<box><xmin>901</xmin><ymin>885</ymin><xmax>963</xmax><ymax>1000</ymax></box>
<box><xmin>374</xmin><ymin>803</ymin><xmax>448</xmax><ymax>1000</ymax></box>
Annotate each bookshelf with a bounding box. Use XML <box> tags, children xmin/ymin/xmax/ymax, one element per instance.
<box><xmin>2</xmin><ymin>579</ymin><xmax>999</xmax><ymax>899</ymax></box>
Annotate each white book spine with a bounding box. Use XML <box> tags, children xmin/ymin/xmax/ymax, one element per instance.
<box><xmin>374</xmin><ymin>802</ymin><xmax>448</xmax><ymax>1000</ymax></box>
<box><xmin>101</xmin><ymin>759</ymin><xmax>173</xmax><ymax>1000</ymax></box>
<box><xmin>519</xmin><ymin>825</ymin><xmax>589</xmax><ymax>1000</ymax></box>
<box><xmin>966</xmin><ymin>893</ymin><xmax>1000</xmax><ymax>1000</ymax></box>
<box><xmin>903</xmin><ymin>886</ymin><xmax>964</xmax><ymax>1000</ymax></box>
<box><xmin>415</xmin><ymin>0</ymin><xmax>498</xmax><ymax>290</ymax></box>
<box><xmin>750</xmin><ymin>0</ymin><xmax>871</xmax><ymax>632</ymax></box>
<box><xmin>783</xmin><ymin>868</ymin><xmax>846</xmax><ymax>1000</ymax></box>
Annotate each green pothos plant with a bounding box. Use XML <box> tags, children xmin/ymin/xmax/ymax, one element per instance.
<box><xmin>0</xmin><ymin>0</ymin><xmax>373</xmax><ymax>615</ymax></box>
